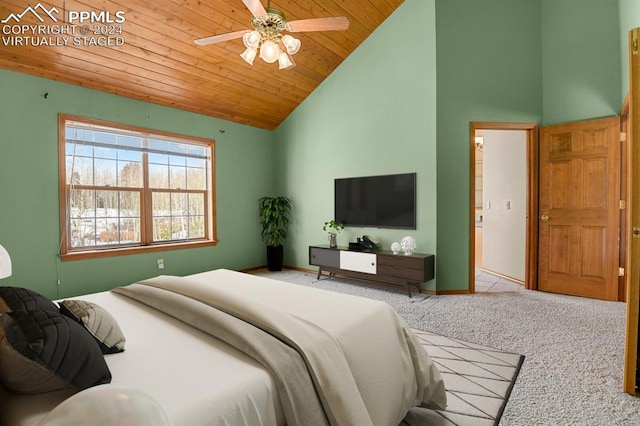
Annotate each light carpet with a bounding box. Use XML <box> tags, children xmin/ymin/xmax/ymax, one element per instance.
<box><xmin>255</xmin><ymin>269</ymin><xmax>640</xmax><ymax>425</ymax></box>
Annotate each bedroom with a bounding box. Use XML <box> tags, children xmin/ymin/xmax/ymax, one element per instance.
<box><xmin>1</xmin><ymin>0</ymin><xmax>640</xmax><ymax>423</ymax></box>
<box><xmin>0</xmin><ymin>0</ymin><xmax>635</xmax><ymax>297</ymax></box>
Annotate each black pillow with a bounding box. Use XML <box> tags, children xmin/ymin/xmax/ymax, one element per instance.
<box><xmin>0</xmin><ymin>286</ymin><xmax>59</xmax><ymax>314</ymax></box>
<box><xmin>0</xmin><ymin>308</ymin><xmax>112</xmax><ymax>394</ymax></box>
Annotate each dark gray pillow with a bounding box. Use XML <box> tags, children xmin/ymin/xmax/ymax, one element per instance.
<box><xmin>59</xmin><ymin>300</ymin><xmax>126</xmax><ymax>354</ymax></box>
<box><xmin>0</xmin><ymin>308</ymin><xmax>112</xmax><ymax>394</ymax></box>
<box><xmin>0</xmin><ymin>286</ymin><xmax>58</xmax><ymax>314</ymax></box>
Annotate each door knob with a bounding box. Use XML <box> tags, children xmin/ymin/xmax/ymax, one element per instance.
<box><xmin>541</xmin><ymin>214</ymin><xmax>550</xmax><ymax>222</ymax></box>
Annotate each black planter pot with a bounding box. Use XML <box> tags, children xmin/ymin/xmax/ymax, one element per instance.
<box><xmin>266</xmin><ymin>245</ymin><xmax>284</xmax><ymax>271</ymax></box>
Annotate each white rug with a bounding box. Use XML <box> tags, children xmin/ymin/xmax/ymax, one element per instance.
<box><xmin>255</xmin><ymin>269</ymin><xmax>640</xmax><ymax>425</ymax></box>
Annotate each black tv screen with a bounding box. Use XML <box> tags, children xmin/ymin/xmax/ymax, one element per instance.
<box><xmin>334</xmin><ymin>173</ymin><xmax>416</xmax><ymax>229</ymax></box>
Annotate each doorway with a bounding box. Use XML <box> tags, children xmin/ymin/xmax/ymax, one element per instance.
<box><xmin>469</xmin><ymin>122</ymin><xmax>539</xmax><ymax>293</ymax></box>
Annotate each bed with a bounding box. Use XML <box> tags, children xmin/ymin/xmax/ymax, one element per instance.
<box><xmin>0</xmin><ymin>269</ymin><xmax>446</xmax><ymax>425</ymax></box>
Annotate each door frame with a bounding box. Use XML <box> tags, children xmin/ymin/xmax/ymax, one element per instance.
<box><xmin>620</xmin><ymin>98</ymin><xmax>629</xmax><ymax>302</ymax></box>
<box><xmin>469</xmin><ymin>122</ymin><xmax>539</xmax><ymax>293</ymax></box>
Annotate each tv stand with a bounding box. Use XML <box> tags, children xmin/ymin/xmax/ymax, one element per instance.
<box><xmin>308</xmin><ymin>245</ymin><xmax>434</xmax><ymax>297</ymax></box>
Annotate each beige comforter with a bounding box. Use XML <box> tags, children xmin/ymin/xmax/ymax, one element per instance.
<box><xmin>116</xmin><ymin>269</ymin><xmax>446</xmax><ymax>425</ymax></box>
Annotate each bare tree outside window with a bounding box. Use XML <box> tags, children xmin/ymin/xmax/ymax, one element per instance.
<box><xmin>59</xmin><ymin>115</ymin><xmax>216</xmax><ymax>260</ymax></box>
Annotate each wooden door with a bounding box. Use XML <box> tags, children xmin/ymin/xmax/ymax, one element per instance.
<box><xmin>624</xmin><ymin>28</ymin><xmax>640</xmax><ymax>395</ymax></box>
<box><xmin>538</xmin><ymin>116</ymin><xmax>621</xmax><ymax>300</ymax></box>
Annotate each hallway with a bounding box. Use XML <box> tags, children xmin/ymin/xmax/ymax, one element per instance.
<box><xmin>475</xmin><ymin>268</ymin><xmax>524</xmax><ymax>292</ymax></box>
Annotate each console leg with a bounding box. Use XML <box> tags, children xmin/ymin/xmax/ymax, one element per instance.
<box><xmin>317</xmin><ymin>268</ymin><xmax>322</xmax><ymax>280</ymax></box>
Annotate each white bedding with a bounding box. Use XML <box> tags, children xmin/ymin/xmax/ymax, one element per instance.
<box><xmin>1</xmin><ymin>269</ymin><xmax>445</xmax><ymax>426</ymax></box>
<box><xmin>1</xmin><ymin>290</ymin><xmax>285</xmax><ymax>426</ymax></box>
<box><xmin>183</xmin><ymin>270</ymin><xmax>446</xmax><ymax>424</ymax></box>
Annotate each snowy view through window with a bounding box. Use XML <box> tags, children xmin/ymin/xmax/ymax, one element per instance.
<box><xmin>63</xmin><ymin>120</ymin><xmax>211</xmax><ymax>250</ymax></box>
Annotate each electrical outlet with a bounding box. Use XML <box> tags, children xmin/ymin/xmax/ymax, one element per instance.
<box><xmin>157</xmin><ymin>259</ymin><xmax>164</xmax><ymax>270</ymax></box>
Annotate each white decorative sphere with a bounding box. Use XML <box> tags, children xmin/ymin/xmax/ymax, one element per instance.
<box><xmin>391</xmin><ymin>242</ymin><xmax>401</xmax><ymax>254</ymax></box>
<box><xmin>400</xmin><ymin>236</ymin><xmax>416</xmax><ymax>255</ymax></box>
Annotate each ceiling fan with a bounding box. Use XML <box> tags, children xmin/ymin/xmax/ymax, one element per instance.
<box><xmin>194</xmin><ymin>0</ymin><xmax>350</xmax><ymax>69</ymax></box>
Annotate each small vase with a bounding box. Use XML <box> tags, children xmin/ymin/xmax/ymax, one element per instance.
<box><xmin>328</xmin><ymin>233</ymin><xmax>337</xmax><ymax>248</ymax></box>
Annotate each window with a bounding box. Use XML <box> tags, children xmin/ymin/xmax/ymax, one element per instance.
<box><xmin>59</xmin><ymin>115</ymin><xmax>216</xmax><ymax>260</ymax></box>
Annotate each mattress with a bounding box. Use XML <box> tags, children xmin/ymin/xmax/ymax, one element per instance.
<box><xmin>1</xmin><ymin>290</ymin><xmax>285</xmax><ymax>426</ymax></box>
<box><xmin>1</xmin><ymin>269</ymin><xmax>445</xmax><ymax>426</ymax></box>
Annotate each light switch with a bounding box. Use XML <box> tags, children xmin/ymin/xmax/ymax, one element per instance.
<box><xmin>157</xmin><ymin>259</ymin><xmax>165</xmax><ymax>270</ymax></box>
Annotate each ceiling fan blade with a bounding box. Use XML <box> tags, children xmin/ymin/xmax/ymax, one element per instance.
<box><xmin>286</xmin><ymin>16</ymin><xmax>349</xmax><ymax>33</ymax></box>
<box><xmin>242</xmin><ymin>0</ymin><xmax>268</xmax><ymax>18</ymax></box>
<box><xmin>194</xmin><ymin>30</ymin><xmax>248</xmax><ymax>46</ymax></box>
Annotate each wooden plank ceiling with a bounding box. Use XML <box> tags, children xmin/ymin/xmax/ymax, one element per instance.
<box><xmin>0</xmin><ymin>0</ymin><xmax>404</xmax><ymax>130</ymax></box>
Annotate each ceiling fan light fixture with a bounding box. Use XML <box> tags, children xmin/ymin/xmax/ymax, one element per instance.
<box><xmin>278</xmin><ymin>52</ymin><xmax>294</xmax><ymax>69</ymax></box>
<box><xmin>281</xmin><ymin>35</ymin><xmax>300</xmax><ymax>55</ymax></box>
<box><xmin>242</xmin><ymin>31</ymin><xmax>261</xmax><ymax>49</ymax></box>
<box><xmin>240</xmin><ymin>47</ymin><xmax>257</xmax><ymax>65</ymax></box>
<box><xmin>259</xmin><ymin>40</ymin><xmax>280</xmax><ymax>63</ymax></box>
<box><xmin>194</xmin><ymin>2</ymin><xmax>350</xmax><ymax>70</ymax></box>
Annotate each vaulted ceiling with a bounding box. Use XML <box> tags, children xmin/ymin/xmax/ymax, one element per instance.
<box><xmin>0</xmin><ymin>0</ymin><xmax>404</xmax><ymax>130</ymax></box>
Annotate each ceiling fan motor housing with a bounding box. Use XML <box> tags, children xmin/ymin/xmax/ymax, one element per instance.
<box><xmin>252</xmin><ymin>8</ymin><xmax>287</xmax><ymax>36</ymax></box>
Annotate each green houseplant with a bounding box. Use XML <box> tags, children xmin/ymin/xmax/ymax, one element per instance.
<box><xmin>259</xmin><ymin>196</ymin><xmax>292</xmax><ymax>271</ymax></box>
<box><xmin>323</xmin><ymin>220</ymin><xmax>344</xmax><ymax>248</ymax></box>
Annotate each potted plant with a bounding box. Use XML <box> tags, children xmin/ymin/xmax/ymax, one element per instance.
<box><xmin>259</xmin><ymin>196</ymin><xmax>292</xmax><ymax>271</ymax></box>
<box><xmin>323</xmin><ymin>219</ymin><xmax>344</xmax><ymax>248</ymax></box>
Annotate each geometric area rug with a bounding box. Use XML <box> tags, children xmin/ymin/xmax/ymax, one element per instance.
<box><xmin>403</xmin><ymin>329</ymin><xmax>525</xmax><ymax>426</ymax></box>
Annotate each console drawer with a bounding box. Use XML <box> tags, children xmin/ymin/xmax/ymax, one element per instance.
<box><xmin>377</xmin><ymin>254</ymin><xmax>430</xmax><ymax>282</ymax></box>
<box><xmin>340</xmin><ymin>251</ymin><xmax>377</xmax><ymax>274</ymax></box>
<box><xmin>309</xmin><ymin>247</ymin><xmax>340</xmax><ymax>268</ymax></box>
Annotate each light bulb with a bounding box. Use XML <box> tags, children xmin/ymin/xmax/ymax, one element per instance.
<box><xmin>242</xmin><ymin>31</ymin><xmax>261</xmax><ymax>49</ymax></box>
<box><xmin>282</xmin><ymin>35</ymin><xmax>300</xmax><ymax>55</ymax></box>
<box><xmin>240</xmin><ymin>47</ymin><xmax>257</xmax><ymax>65</ymax></box>
<box><xmin>278</xmin><ymin>52</ymin><xmax>294</xmax><ymax>69</ymax></box>
<box><xmin>259</xmin><ymin>40</ymin><xmax>280</xmax><ymax>63</ymax></box>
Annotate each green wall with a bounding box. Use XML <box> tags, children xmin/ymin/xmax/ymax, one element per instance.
<box><xmin>541</xmin><ymin>0</ymin><xmax>621</xmax><ymax>125</ymax></box>
<box><xmin>0</xmin><ymin>69</ymin><xmax>275</xmax><ymax>299</ymax></box>
<box><xmin>274</xmin><ymin>0</ymin><xmax>624</xmax><ymax>293</ymax></box>
<box><xmin>435</xmin><ymin>0</ymin><xmax>543</xmax><ymax>291</ymax></box>
<box><xmin>1</xmin><ymin>0</ymin><xmax>628</xmax><ymax>298</ymax></box>
<box><xmin>274</xmin><ymin>0</ymin><xmax>439</xmax><ymax>290</ymax></box>
<box><xmin>619</xmin><ymin>0</ymin><xmax>640</xmax><ymax>99</ymax></box>
<box><xmin>434</xmin><ymin>0</ymin><xmax>620</xmax><ymax>291</ymax></box>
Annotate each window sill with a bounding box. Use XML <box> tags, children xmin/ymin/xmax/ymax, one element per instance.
<box><xmin>59</xmin><ymin>240</ymin><xmax>218</xmax><ymax>261</ymax></box>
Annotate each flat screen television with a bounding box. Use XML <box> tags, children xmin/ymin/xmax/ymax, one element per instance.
<box><xmin>334</xmin><ymin>173</ymin><xmax>416</xmax><ymax>229</ymax></box>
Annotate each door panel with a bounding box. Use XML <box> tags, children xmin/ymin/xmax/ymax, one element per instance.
<box><xmin>538</xmin><ymin>116</ymin><xmax>620</xmax><ymax>300</ymax></box>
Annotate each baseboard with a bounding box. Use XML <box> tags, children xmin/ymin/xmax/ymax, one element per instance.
<box><xmin>238</xmin><ymin>265</ymin><xmax>268</xmax><ymax>273</ymax></box>
<box><xmin>433</xmin><ymin>289</ymin><xmax>473</xmax><ymax>295</ymax></box>
<box><xmin>283</xmin><ymin>265</ymin><xmax>315</xmax><ymax>273</ymax></box>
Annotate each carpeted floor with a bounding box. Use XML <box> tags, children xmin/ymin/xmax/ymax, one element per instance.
<box><xmin>255</xmin><ymin>269</ymin><xmax>640</xmax><ymax>425</ymax></box>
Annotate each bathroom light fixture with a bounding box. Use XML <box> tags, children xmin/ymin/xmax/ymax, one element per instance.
<box><xmin>0</xmin><ymin>244</ymin><xmax>12</xmax><ymax>279</ymax></box>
